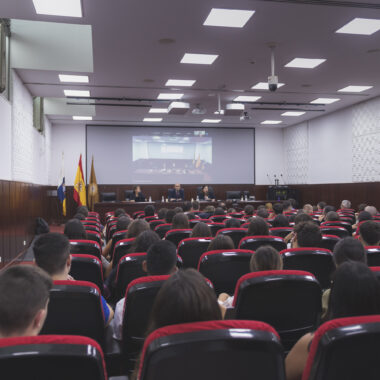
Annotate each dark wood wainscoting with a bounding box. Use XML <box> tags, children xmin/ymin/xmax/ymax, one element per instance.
<box><xmin>0</xmin><ymin>180</ymin><xmax>51</xmax><ymax>268</ymax></box>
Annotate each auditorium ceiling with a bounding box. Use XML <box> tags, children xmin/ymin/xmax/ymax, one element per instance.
<box><xmin>2</xmin><ymin>0</ymin><xmax>380</xmax><ymax>128</ymax></box>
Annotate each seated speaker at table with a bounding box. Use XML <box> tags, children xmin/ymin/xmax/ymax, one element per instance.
<box><xmin>198</xmin><ymin>185</ymin><xmax>215</xmax><ymax>201</ymax></box>
<box><xmin>168</xmin><ymin>183</ymin><xmax>184</xmax><ymax>201</ymax></box>
<box><xmin>130</xmin><ymin>185</ymin><xmax>145</xmax><ymax>202</ymax></box>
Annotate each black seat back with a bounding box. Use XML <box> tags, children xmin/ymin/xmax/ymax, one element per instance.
<box><xmin>69</xmin><ymin>240</ymin><xmax>102</xmax><ymax>259</ymax></box>
<box><xmin>165</xmin><ymin>229</ymin><xmax>192</xmax><ymax>247</ymax></box>
<box><xmin>69</xmin><ymin>254</ymin><xmax>104</xmax><ymax>292</ymax></box>
<box><xmin>239</xmin><ymin>236</ymin><xmax>287</xmax><ymax>251</ymax></box>
<box><xmin>216</xmin><ymin>228</ymin><xmax>248</xmax><ymax>248</ymax></box>
<box><xmin>112</xmin><ymin>238</ymin><xmax>135</xmax><ymax>268</ymax></box>
<box><xmin>177</xmin><ymin>237</ymin><xmax>213</xmax><ymax>269</ymax></box>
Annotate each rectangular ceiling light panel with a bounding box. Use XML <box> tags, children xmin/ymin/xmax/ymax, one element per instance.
<box><xmin>33</xmin><ymin>0</ymin><xmax>82</xmax><ymax>17</ymax></box>
<box><xmin>203</xmin><ymin>8</ymin><xmax>255</xmax><ymax>28</ymax></box>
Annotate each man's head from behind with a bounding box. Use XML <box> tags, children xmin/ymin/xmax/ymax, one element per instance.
<box><xmin>0</xmin><ymin>265</ymin><xmax>52</xmax><ymax>337</ymax></box>
<box><xmin>359</xmin><ymin>221</ymin><xmax>380</xmax><ymax>247</ymax></box>
<box><xmin>294</xmin><ymin>221</ymin><xmax>322</xmax><ymax>248</ymax></box>
<box><xmin>33</xmin><ymin>233</ymin><xmax>71</xmax><ymax>278</ymax></box>
<box><xmin>143</xmin><ymin>240</ymin><xmax>177</xmax><ymax>276</ymax></box>
<box><xmin>333</xmin><ymin>237</ymin><xmax>367</xmax><ymax>267</ymax></box>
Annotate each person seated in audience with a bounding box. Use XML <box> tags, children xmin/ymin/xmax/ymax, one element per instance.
<box><xmin>190</xmin><ymin>222</ymin><xmax>212</xmax><ymax>238</ymax></box>
<box><xmin>359</xmin><ymin>220</ymin><xmax>380</xmax><ymax>247</ymax></box>
<box><xmin>171</xmin><ymin>213</ymin><xmax>189</xmax><ymax>229</ymax></box>
<box><xmin>182</xmin><ymin>201</ymin><xmax>192</xmax><ymax>213</ymax></box>
<box><xmin>265</xmin><ymin>203</ymin><xmax>273</xmax><ymax>212</ymax></box>
<box><xmin>64</xmin><ymin>219</ymin><xmax>87</xmax><ymax>240</ymax></box>
<box><xmin>214</xmin><ymin>207</ymin><xmax>226</xmax><ymax>216</ymax></box>
<box><xmin>173</xmin><ymin>206</ymin><xmax>183</xmax><ymax>214</ymax></box>
<box><xmin>352</xmin><ymin>210</ymin><xmax>373</xmax><ymax>232</ymax></box>
<box><xmin>114</xmin><ymin>208</ymin><xmax>126</xmax><ymax>217</ymax></box>
<box><xmin>186</xmin><ymin>212</ymin><xmax>197</xmax><ymax>220</ymax></box>
<box><xmin>168</xmin><ymin>183</ymin><xmax>184</xmax><ymax>201</ymax></box>
<box><xmin>130</xmin><ymin>185</ymin><xmax>145</xmax><ymax>202</ymax></box>
<box><xmin>321</xmin><ymin>237</ymin><xmax>367</xmax><ymax>318</ymax></box>
<box><xmin>302</xmin><ymin>204</ymin><xmax>313</xmax><ymax>215</ymax></box>
<box><xmin>365</xmin><ymin>205</ymin><xmax>378</xmax><ymax>217</ymax></box>
<box><xmin>157</xmin><ymin>208</ymin><xmax>168</xmax><ymax>220</ymax></box>
<box><xmin>286</xmin><ymin>261</ymin><xmax>380</xmax><ymax>380</ymax></box>
<box><xmin>325</xmin><ymin>211</ymin><xmax>340</xmax><ymax>222</ymax></box>
<box><xmin>224</xmin><ymin>218</ymin><xmax>241</xmax><ymax>228</ymax></box>
<box><xmin>340</xmin><ymin>199</ymin><xmax>352</xmax><ymax>211</ymax></box>
<box><xmin>127</xmin><ymin>219</ymin><xmax>150</xmax><ymax>238</ymax></box>
<box><xmin>282</xmin><ymin>200</ymin><xmax>293</xmax><ymax>213</ymax></box>
<box><xmin>127</xmin><ymin>230</ymin><xmax>161</xmax><ymax>254</ymax></box>
<box><xmin>198</xmin><ymin>205</ymin><xmax>215</xmax><ymax>219</ymax></box>
<box><xmin>77</xmin><ymin>205</ymin><xmax>89</xmax><ymax>218</ymax></box>
<box><xmin>247</xmin><ymin>217</ymin><xmax>269</xmax><ymax>236</ymax></box>
<box><xmin>227</xmin><ymin>207</ymin><xmax>236</xmax><ymax>214</ymax></box>
<box><xmin>256</xmin><ymin>206</ymin><xmax>269</xmax><ymax>219</ymax></box>
<box><xmin>244</xmin><ymin>205</ymin><xmax>254</xmax><ymax>217</ymax></box>
<box><xmin>288</xmin><ymin>198</ymin><xmax>298</xmax><ymax>209</ymax></box>
<box><xmin>272</xmin><ymin>214</ymin><xmax>290</xmax><ymax>228</ymax></box>
<box><xmin>218</xmin><ymin>245</ymin><xmax>283</xmax><ymax>309</ymax></box>
<box><xmin>358</xmin><ymin>203</ymin><xmax>367</xmax><ymax>213</ymax></box>
<box><xmin>272</xmin><ymin>203</ymin><xmax>284</xmax><ymax>216</ymax></box>
<box><xmin>318</xmin><ymin>205</ymin><xmax>336</xmax><ymax>222</ymax></box>
<box><xmin>73</xmin><ymin>212</ymin><xmax>85</xmax><ymax>220</ymax></box>
<box><xmin>291</xmin><ymin>221</ymin><xmax>322</xmax><ymax>248</ymax></box>
<box><xmin>208</xmin><ymin>235</ymin><xmax>235</xmax><ymax>250</ymax></box>
<box><xmin>0</xmin><ymin>265</ymin><xmax>52</xmax><ymax>338</ymax></box>
<box><xmin>143</xmin><ymin>205</ymin><xmax>155</xmax><ymax>218</ymax></box>
<box><xmin>317</xmin><ymin>201</ymin><xmax>326</xmax><ymax>212</ymax></box>
<box><xmin>102</xmin><ymin>215</ymin><xmax>131</xmax><ymax>261</ymax></box>
<box><xmin>33</xmin><ymin>233</ymin><xmax>114</xmax><ymax>326</ymax></box>
<box><xmin>131</xmin><ymin>268</ymin><xmax>222</xmax><ymax>379</ymax></box>
<box><xmin>191</xmin><ymin>200</ymin><xmax>200</xmax><ymax>213</ymax></box>
<box><xmin>198</xmin><ymin>185</ymin><xmax>215</xmax><ymax>201</ymax></box>
<box><xmin>111</xmin><ymin>240</ymin><xmax>178</xmax><ymax>340</ymax></box>
<box><xmin>165</xmin><ymin>209</ymin><xmax>176</xmax><ymax>224</ymax></box>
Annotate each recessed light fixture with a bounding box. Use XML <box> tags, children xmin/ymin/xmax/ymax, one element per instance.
<box><xmin>203</xmin><ymin>8</ymin><xmax>255</xmax><ymax>28</ymax></box>
<box><xmin>73</xmin><ymin>116</ymin><xmax>92</xmax><ymax>120</ymax></box>
<box><xmin>64</xmin><ymin>89</ymin><xmax>90</xmax><ymax>97</ymax></box>
<box><xmin>157</xmin><ymin>93</ymin><xmax>184</xmax><ymax>100</ymax></box>
<box><xmin>149</xmin><ymin>108</ymin><xmax>168</xmax><ymax>114</ymax></box>
<box><xmin>59</xmin><ymin>74</ymin><xmax>89</xmax><ymax>83</ymax></box>
<box><xmin>32</xmin><ymin>0</ymin><xmax>82</xmax><ymax>17</ymax></box>
<box><xmin>310</xmin><ymin>98</ymin><xmax>340</xmax><ymax>104</ymax></box>
<box><xmin>251</xmin><ymin>82</ymin><xmax>285</xmax><ymax>90</ymax></box>
<box><xmin>233</xmin><ymin>96</ymin><xmax>261</xmax><ymax>102</ymax></box>
<box><xmin>336</xmin><ymin>18</ymin><xmax>380</xmax><ymax>35</ymax></box>
<box><xmin>261</xmin><ymin>120</ymin><xmax>282</xmax><ymax>125</ymax></box>
<box><xmin>281</xmin><ymin>111</ymin><xmax>305</xmax><ymax>117</ymax></box>
<box><xmin>201</xmin><ymin>119</ymin><xmax>221</xmax><ymax>123</ymax></box>
<box><xmin>338</xmin><ymin>85</ymin><xmax>373</xmax><ymax>92</ymax></box>
<box><xmin>165</xmin><ymin>79</ymin><xmax>196</xmax><ymax>87</ymax></box>
<box><xmin>285</xmin><ymin>58</ymin><xmax>326</xmax><ymax>69</ymax></box>
<box><xmin>181</xmin><ymin>53</ymin><xmax>219</xmax><ymax>65</ymax></box>
<box><xmin>143</xmin><ymin>118</ymin><xmax>162</xmax><ymax>122</ymax></box>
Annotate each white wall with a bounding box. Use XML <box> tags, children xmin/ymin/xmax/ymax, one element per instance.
<box><xmin>283</xmin><ymin>95</ymin><xmax>380</xmax><ymax>184</ymax></box>
<box><xmin>255</xmin><ymin>127</ymin><xmax>284</xmax><ymax>185</ymax></box>
<box><xmin>0</xmin><ymin>95</ymin><xmax>12</xmax><ymax>180</ymax></box>
<box><xmin>11</xmin><ymin>71</ymin><xmax>51</xmax><ymax>185</ymax></box>
<box><xmin>49</xmin><ymin>124</ymin><xmax>86</xmax><ymax>186</ymax></box>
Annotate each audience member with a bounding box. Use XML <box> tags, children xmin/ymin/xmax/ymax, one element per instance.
<box><xmin>168</xmin><ymin>183</ymin><xmax>185</xmax><ymax>201</ymax></box>
<box><xmin>207</xmin><ymin>235</ymin><xmax>234</xmax><ymax>251</ymax></box>
<box><xmin>33</xmin><ymin>233</ymin><xmax>114</xmax><ymax>326</ymax></box>
<box><xmin>288</xmin><ymin>198</ymin><xmax>298</xmax><ymax>209</ymax></box>
<box><xmin>77</xmin><ymin>205</ymin><xmax>89</xmax><ymax>218</ymax></box>
<box><xmin>359</xmin><ymin>221</ymin><xmax>380</xmax><ymax>247</ymax></box>
<box><xmin>143</xmin><ymin>205</ymin><xmax>155</xmax><ymax>217</ymax></box>
<box><xmin>218</xmin><ymin>246</ymin><xmax>283</xmax><ymax>308</ymax></box>
<box><xmin>358</xmin><ymin>203</ymin><xmax>367</xmax><ymax>212</ymax></box>
<box><xmin>190</xmin><ymin>222</ymin><xmax>212</xmax><ymax>238</ymax></box>
<box><xmin>325</xmin><ymin>211</ymin><xmax>340</xmax><ymax>222</ymax></box>
<box><xmin>199</xmin><ymin>205</ymin><xmax>215</xmax><ymax>219</ymax></box>
<box><xmin>191</xmin><ymin>200</ymin><xmax>200</xmax><ymax>213</ymax></box>
<box><xmin>244</xmin><ymin>205</ymin><xmax>254</xmax><ymax>217</ymax></box>
<box><xmin>157</xmin><ymin>208</ymin><xmax>168</xmax><ymax>220</ymax></box>
<box><xmin>111</xmin><ymin>240</ymin><xmax>178</xmax><ymax>340</ymax></box>
<box><xmin>256</xmin><ymin>207</ymin><xmax>269</xmax><ymax>219</ymax></box>
<box><xmin>286</xmin><ymin>262</ymin><xmax>380</xmax><ymax>380</ymax></box>
<box><xmin>247</xmin><ymin>217</ymin><xmax>269</xmax><ymax>236</ymax></box>
<box><xmin>114</xmin><ymin>208</ymin><xmax>126</xmax><ymax>217</ymax></box>
<box><xmin>64</xmin><ymin>219</ymin><xmax>86</xmax><ymax>240</ymax></box>
<box><xmin>365</xmin><ymin>205</ymin><xmax>378</xmax><ymax>217</ymax></box>
<box><xmin>358</xmin><ymin>211</ymin><xmax>372</xmax><ymax>223</ymax></box>
<box><xmin>214</xmin><ymin>207</ymin><xmax>225</xmax><ymax>215</ymax></box>
<box><xmin>128</xmin><ymin>230</ymin><xmax>161</xmax><ymax>254</ymax></box>
<box><xmin>186</xmin><ymin>212</ymin><xmax>197</xmax><ymax>220</ymax></box>
<box><xmin>165</xmin><ymin>209</ymin><xmax>176</xmax><ymax>224</ymax></box>
<box><xmin>127</xmin><ymin>219</ymin><xmax>150</xmax><ymax>239</ymax></box>
<box><xmin>272</xmin><ymin>203</ymin><xmax>284</xmax><ymax>215</ymax></box>
<box><xmin>224</xmin><ymin>218</ymin><xmax>241</xmax><ymax>228</ymax></box>
<box><xmin>317</xmin><ymin>201</ymin><xmax>326</xmax><ymax>212</ymax></box>
<box><xmin>282</xmin><ymin>200</ymin><xmax>293</xmax><ymax>213</ymax></box>
<box><xmin>318</xmin><ymin>205</ymin><xmax>336</xmax><ymax>222</ymax></box>
<box><xmin>272</xmin><ymin>214</ymin><xmax>290</xmax><ymax>228</ymax></box>
<box><xmin>173</xmin><ymin>206</ymin><xmax>183</xmax><ymax>214</ymax></box>
<box><xmin>171</xmin><ymin>213</ymin><xmax>190</xmax><ymax>229</ymax></box>
<box><xmin>182</xmin><ymin>201</ymin><xmax>192</xmax><ymax>212</ymax></box>
<box><xmin>292</xmin><ymin>221</ymin><xmax>322</xmax><ymax>248</ymax></box>
<box><xmin>340</xmin><ymin>199</ymin><xmax>352</xmax><ymax>210</ymax></box>
<box><xmin>302</xmin><ymin>204</ymin><xmax>313</xmax><ymax>214</ymax></box>
<box><xmin>73</xmin><ymin>213</ymin><xmax>85</xmax><ymax>221</ymax></box>
<box><xmin>0</xmin><ymin>265</ymin><xmax>52</xmax><ymax>338</ymax></box>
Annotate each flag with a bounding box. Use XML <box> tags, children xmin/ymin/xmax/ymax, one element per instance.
<box><xmin>57</xmin><ymin>152</ymin><xmax>66</xmax><ymax>216</ymax></box>
<box><xmin>88</xmin><ymin>156</ymin><xmax>99</xmax><ymax>211</ymax></box>
<box><xmin>73</xmin><ymin>154</ymin><xmax>86</xmax><ymax>206</ymax></box>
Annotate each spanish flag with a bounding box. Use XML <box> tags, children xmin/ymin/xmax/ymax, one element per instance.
<box><xmin>88</xmin><ymin>156</ymin><xmax>99</xmax><ymax>211</ymax></box>
<box><xmin>73</xmin><ymin>154</ymin><xmax>86</xmax><ymax>206</ymax></box>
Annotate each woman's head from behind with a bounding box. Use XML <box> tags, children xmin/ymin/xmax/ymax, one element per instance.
<box><xmin>248</xmin><ymin>217</ymin><xmax>269</xmax><ymax>236</ymax></box>
<box><xmin>208</xmin><ymin>235</ymin><xmax>234</xmax><ymax>251</ymax></box>
<box><xmin>272</xmin><ymin>214</ymin><xmax>290</xmax><ymax>228</ymax></box>
<box><xmin>250</xmin><ymin>245</ymin><xmax>283</xmax><ymax>272</ymax></box>
<box><xmin>328</xmin><ymin>261</ymin><xmax>380</xmax><ymax>320</ymax></box>
<box><xmin>147</xmin><ymin>269</ymin><xmax>221</xmax><ymax>333</ymax></box>
<box><xmin>172</xmin><ymin>213</ymin><xmax>189</xmax><ymax>229</ymax></box>
<box><xmin>191</xmin><ymin>222</ymin><xmax>212</xmax><ymax>238</ymax></box>
<box><xmin>129</xmin><ymin>230</ymin><xmax>160</xmax><ymax>253</ymax></box>
<box><xmin>127</xmin><ymin>219</ymin><xmax>150</xmax><ymax>238</ymax></box>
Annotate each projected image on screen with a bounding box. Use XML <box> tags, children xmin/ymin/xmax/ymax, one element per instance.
<box><xmin>132</xmin><ymin>134</ymin><xmax>212</xmax><ymax>182</ymax></box>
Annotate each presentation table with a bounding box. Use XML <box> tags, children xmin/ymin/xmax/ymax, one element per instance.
<box><xmin>94</xmin><ymin>200</ymin><xmax>277</xmax><ymax>224</ymax></box>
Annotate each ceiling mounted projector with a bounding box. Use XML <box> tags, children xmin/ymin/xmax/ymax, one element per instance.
<box><xmin>225</xmin><ymin>103</ymin><xmax>244</xmax><ymax>116</ymax></box>
<box><xmin>168</xmin><ymin>101</ymin><xmax>190</xmax><ymax>115</ymax></box>
<box><xmin>192</xmin><ymin>103</ymin><xmax>207</xmax><ymax>115</ymax></box>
